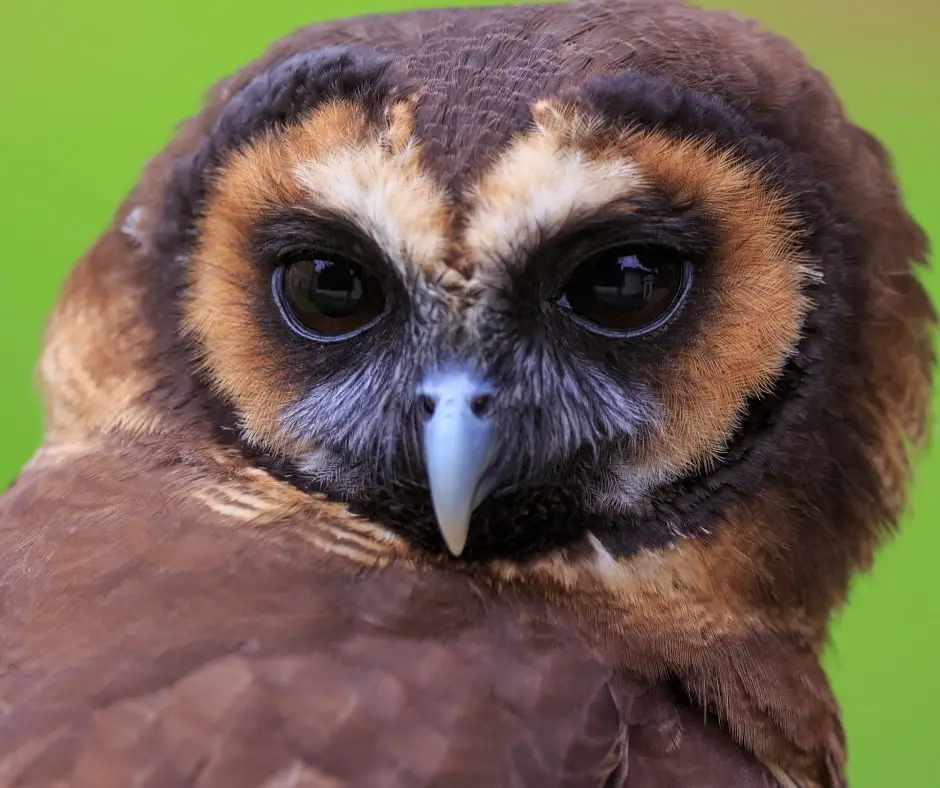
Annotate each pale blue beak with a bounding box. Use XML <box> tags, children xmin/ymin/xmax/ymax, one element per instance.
<box><xmin>418</xmin><ymin>368</ymin><xmax>497</xmax><ymax>556</ymax></box>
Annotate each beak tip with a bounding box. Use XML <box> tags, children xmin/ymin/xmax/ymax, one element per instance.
<box><xmin>437</xmin><ymin>516</ymin><xmax>470</xmax><ymax>557</ymax></box>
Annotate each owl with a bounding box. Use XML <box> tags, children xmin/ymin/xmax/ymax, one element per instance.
<box><xmin>0</xmin><ymin>0</ymin><xmax>933</xmax><ymax>786</ymax></box>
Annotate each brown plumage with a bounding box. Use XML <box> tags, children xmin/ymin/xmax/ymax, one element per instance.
<box><xmin>0</xmin><ymin>1</ymin><xmax>933</xmax><ymax>786</ymax></box>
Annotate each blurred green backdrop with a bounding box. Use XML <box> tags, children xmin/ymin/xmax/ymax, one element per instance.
<box><xmin>0</xmin><ymin>0</ymin><xmax>936</xmax><ymax>784</ymax></box>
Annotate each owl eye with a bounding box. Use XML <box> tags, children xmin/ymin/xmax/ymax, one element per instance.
<box><xmin>273</xmin><ymin>254</ymin><xmax>387</xmax><ymax>341</ymax></box>
<box><xmin>556</xmin><ymin>245</ymin><xmax>691</xmax><ymax>335</ymax></box>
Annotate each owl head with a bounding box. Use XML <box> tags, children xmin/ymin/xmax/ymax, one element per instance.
<box><xmin>39</xmin><ymin>0</ymin><xmax>934</xmax><ymax>630</ymax></box>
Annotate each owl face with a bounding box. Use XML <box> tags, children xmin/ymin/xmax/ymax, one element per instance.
<box><xmin>128</xmin><ymin>8</ymin><xmax>929</xmax><ymax>570</ymax></box>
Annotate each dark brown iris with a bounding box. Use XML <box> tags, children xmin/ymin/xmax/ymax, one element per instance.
<box><xmin>277</xmin><ymin>256</ymin><xmax>386</xmax><ymax>339</ymax></box>
<box><xmin>559</xmin><ymin>245</ymin><xmax>688</xmax><ymax>334</ymax></box>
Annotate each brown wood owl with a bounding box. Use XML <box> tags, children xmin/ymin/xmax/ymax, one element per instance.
<box><xmin>0</xmin><ymin>1</ymin><xmax>933</xmax><ymax>786</ymax></box>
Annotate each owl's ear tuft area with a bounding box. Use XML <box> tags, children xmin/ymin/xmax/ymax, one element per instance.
<box><xmin>153</xmin><ymin>45</ymin><xmax>403</xmax><ymax>265</ymax></box>
<box><xmin>206</xmin><ymin>46</ymin><xmax>399</xmax><ymax>158</ymax></box>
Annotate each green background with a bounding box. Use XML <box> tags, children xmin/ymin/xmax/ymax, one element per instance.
<box><xmin>0</xmin><ymin>0</ymin><xmax>936</xmax><ymax>784</ymax></box>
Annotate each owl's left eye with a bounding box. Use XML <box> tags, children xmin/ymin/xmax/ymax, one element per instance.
<box><xmin>272</xmin><ymin>254</ymin><xmax>387</xmax><ymax>341</ymax></box>
<box><xmin>556</xmin><ymin>244</ymin><xmax>691</xmax><ymax>336</ymax></box>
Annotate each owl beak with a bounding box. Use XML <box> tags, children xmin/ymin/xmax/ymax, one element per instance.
<box><xmin>419</xmin><ymin>369</ymin><xmax>497</xmax><ymax>557</ymax></box>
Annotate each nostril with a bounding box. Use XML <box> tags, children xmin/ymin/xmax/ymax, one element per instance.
<box><xmin>419</xmin><ymin>394</ymin><xmax>437</xmax><ymax>417</ymax></box>
<box><xmin>469</xmin><ymin>394</ymin><xmax>494</xmax><ymax>418</ymax></box>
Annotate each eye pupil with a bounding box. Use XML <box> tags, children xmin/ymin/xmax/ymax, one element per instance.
<box><xmin>559</xmin><ymin>245</ymin><xmax>688</xmax><ymax>335</ymax></box>
<box><xmin>592</xmin><ymin>254</ymin><xmax>657</xmax><ymax>310</ymax></box>
<box><xmin>277</xmin><ymin>255</ymin><xmax>386</xmax><ymax>340</ymax></box>
<box><xmin>290</xmin><ymin>259</ymin><xmax>364</xmax><ymax>318</ymax></box>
